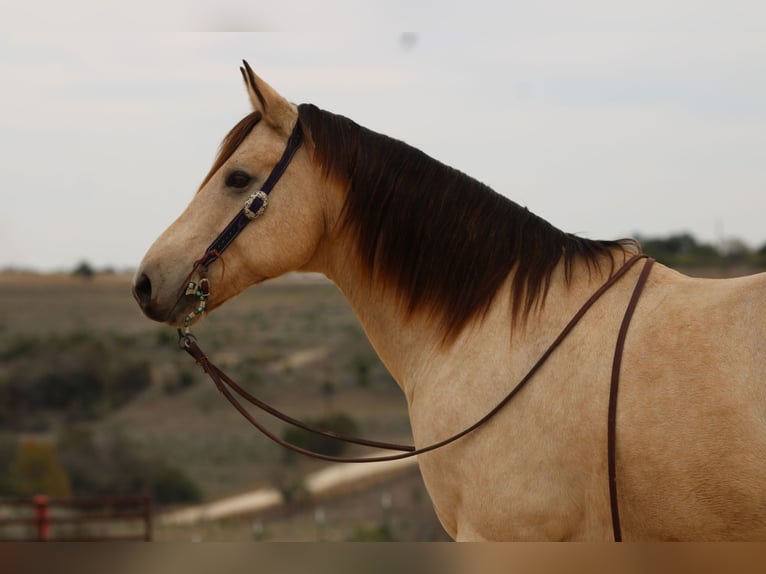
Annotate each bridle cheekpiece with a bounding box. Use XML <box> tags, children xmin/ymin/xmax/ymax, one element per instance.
<box><xmin>177</xmin><ymin>116</ymin><xmax>304</xmax><ymax>335</ymax></box>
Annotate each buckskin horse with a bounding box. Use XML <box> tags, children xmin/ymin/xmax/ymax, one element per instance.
<box><xmin>132</xmin><ymin>62</ymin><xmax>766</xmax><ymax>540</ymax></box>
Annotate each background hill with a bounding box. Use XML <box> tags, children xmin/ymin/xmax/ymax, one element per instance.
<box><xmin>0</xmin><ymin>272</ymin><xmax>447</xmax><ymax>540</ymax></box>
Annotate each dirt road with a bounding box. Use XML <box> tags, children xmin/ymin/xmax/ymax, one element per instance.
<box><xmin>160</xmin><ymin>453</ymin><xmax>418</xmax><ymax>526</ymax></box>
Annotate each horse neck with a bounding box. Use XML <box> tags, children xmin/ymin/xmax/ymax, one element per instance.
<box><xmin>315</xmin><ymin>230</ymin><xmax>445</xmax><ymax>396</ymax></box>
<box><xmin>305</xmin><ymin>173</ymin><xmax>629</xmax><ymax>399</ymax></box>
<box><xmin>316</xmin><ymin>234</ymin><xmax>611</xmax><ymax>402</ymax></box>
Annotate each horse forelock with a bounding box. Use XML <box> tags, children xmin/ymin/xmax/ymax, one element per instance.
<box><xmin>298</xmin><ymin>103</ymin><xmax>637</xmax><ymax>344</ymax></box>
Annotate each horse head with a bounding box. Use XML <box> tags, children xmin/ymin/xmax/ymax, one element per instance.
<box><xmin>132</xmin><ymin>63</ymin><xmax>327</xmax><ymax>326</ymax></box>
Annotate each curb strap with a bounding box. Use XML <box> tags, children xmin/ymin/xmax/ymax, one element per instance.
<box><xmin>608</xmin><ymin>256</ymin><xmax>655</xmax><ymax>542</ymax></box>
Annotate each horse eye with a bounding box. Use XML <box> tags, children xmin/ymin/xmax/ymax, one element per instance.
<box><xmin>225</xmin><ymin>170</ymin><xmax>253</xmax><ymax>189</ymax></box>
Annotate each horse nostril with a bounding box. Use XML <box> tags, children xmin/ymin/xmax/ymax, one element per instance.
<box><xmin>133</xmin><ymin>273</ymin><xmax>153</xmax><ymax>308</ymax></box>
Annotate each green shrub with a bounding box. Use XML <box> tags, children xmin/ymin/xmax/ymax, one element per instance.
<box><xmin>347</xmin><ymin>523</ymin><xmax>396</xmax><ymax>542</ymax></box>
<box><xmin>0</xmin><ymin>433</ymin><xmax>19</xmax><ymax>496</ymax></box>
<box><xmin>0</xmin><ymin>352</ymin><xmax>151</xmax><ymax>428</ymax></box>
<box><xmin>151</xmin><ymin>466</ymin><xmax>202</xmax><ymax>505</ymax></box>
<box><xmin>37</xmin><ymin>370</ymin><xmax>104</xmax><ymax>412</ymax></box>
<box><xmin>72</xmin><ymin>260</ymin><xmax>94</xmax><ymax>280</ymax></box>
<box><xmin>110</xmin><ymin>362</ymin><xmax>151</xmax><ymax>407</ymax></box>
<box><xmin>11</xmin><ymin>439</ymin><xmax>72</xmax><ymax>498</ymax></box>
<box><xmin>282</xmin><ymin>412</ymin><xmax>359</xmax><ymax>459</ymax></box>
<box><xmin>56</xmin><ymin>425</ymin><xmax>104</xmax><ymax>495</ymax></box>
<box><xmin>351</xmin><ymin>355</ymin><xmax>372</xmax><ymax>388</ymax></box>
<box><xmin>155</xmin><ymin>329</ymin><xmax>177</xmax><ymax>347</ymax></box>
<box><xmin>163</xmin><ymin>367</ymin><xmax>198</xmax><ymax>395</ymax></box>
<box><xmin>57</xmin><ymin>426</ymin><xmax>202</xmax><ymax>506</ymax></box>
<box><xmin>0</xmin><ymin>335</ymin><xmax>41</xmax><ymax>360</ymax></box>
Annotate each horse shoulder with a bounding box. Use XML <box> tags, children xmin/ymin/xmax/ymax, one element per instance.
<box><xmin>618</xmin><ymin>265</ymin><xmax>766</xmax><ymax>539</ymax></box>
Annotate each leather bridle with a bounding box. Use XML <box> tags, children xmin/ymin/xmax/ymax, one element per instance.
<box><xmin>176</xmin><ymin>115</ymin><xmax>304</xmax><ymax>331</ymax></box>
<box><xmin>173</xmin><ymin>113</ymin><xmax>654</xmax><ymax>541</ymax></box>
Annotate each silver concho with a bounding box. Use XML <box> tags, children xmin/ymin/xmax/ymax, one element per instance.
<box><xmin>243</xmin><ymin>190</ymin><xmax>269</xmax><ymax>220</ymax></box>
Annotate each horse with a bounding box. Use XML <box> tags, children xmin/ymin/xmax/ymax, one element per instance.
<box><xmin>132</xmin><ymin>62</ymin><xmax>766</xmax><ymax>541</ymax></box>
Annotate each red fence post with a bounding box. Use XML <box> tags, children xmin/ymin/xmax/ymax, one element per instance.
<box><xmin>144</xmin><ymin>496</ymin><xmax>152</xmax><ymax>542</ymax></box>
<box><xmin>33</xmin><ymin>494</ymin><xmax>50</xmax><ymax>541</ymax></box>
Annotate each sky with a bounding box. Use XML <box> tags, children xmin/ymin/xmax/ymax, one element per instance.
<box><xmin>1</xmin><ymin>1</ymin><xmax>765</xmax><ymax>271</ymax></box>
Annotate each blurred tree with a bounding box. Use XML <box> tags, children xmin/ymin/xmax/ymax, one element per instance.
<box><xmin>57</xmin><ymin>425</ymin><xmax>109</xmax><ymax>495</ymax></box>
<box><xmin>348</xmin><ymin>522</ymin><xmax>396</xmax><ymax>541</ymax></box>
<box><xmin>72</xmin><ymin>260</ymin><xmax>95</xmax><ymax>280</ymax></box>
<box><xmin>57</xmin><ymin>426</ymin><xmax>201</xmax><ymax>505</ymax></box>
<box><xmin>0</xmin><ymin>433</ymin><xmax>19</xmax><ymax>495</ymax></box>
<box><xmin>151</xmin><ymin>466</ymin><xmax>202</xmax><ymax>505</ymax></box>
<box><xmin>352</xmin><ymin>355</ymin><xmax>372</xmax><ymax>388</ymax></box>
<box><xmin>720</xmin><ymin>238</ymin><xmax>751</xmax><ymax>267</ymax></box>
<box><xmin>757</xmin><ymin>242</ymin><xmax>766</xmax><ymax>267</ymax></box>
<box><xmin>320</xmin><ymin>380</ymin><xmax>336</xmax><ymax>414</ymax></box>
<box><xmin>11</xmin><ymin>440</ymin><xmax>72</xmax><ymax>498</ymax></box>
<box><xmin>639</xmin><ymin>233</ymin><xmax>729</xmax><ymax>268</ymax></box>
<box><xmin>110</xmin><ymin>361</ymin><xmax>151</xmax><ymax>408</ymax></box>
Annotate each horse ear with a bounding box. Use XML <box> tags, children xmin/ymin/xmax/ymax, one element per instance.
<box><xmin>239</xmin><ymin>61</ymin><xmax>293</xmax><ymax>131</ymax></box>
<box><xmin>240</xmin><ymin>60</ymin><xmax>268</xmax><ymax>112</ymax></box>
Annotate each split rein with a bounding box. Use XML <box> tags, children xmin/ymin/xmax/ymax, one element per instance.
<box><xmin>178</xmin><ymin>253</ymin><xmax>653</xmax><ymax>466</ymax></box>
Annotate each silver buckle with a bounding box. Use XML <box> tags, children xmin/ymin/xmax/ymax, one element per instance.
<box><xmin>243</xmin><ymin>190</ymin><xmax>269</xmax><ymax>220</ymax></box>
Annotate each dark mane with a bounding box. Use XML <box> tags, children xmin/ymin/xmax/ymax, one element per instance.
<box><xmin>299</xmin><ymin>103</ymin><xmax>637</xmax><ymax>342</ymax></box>
<box><xmin>199</xmin><ymin>110</ymin><xmax>263</xmax><ymax>191</ymax></box>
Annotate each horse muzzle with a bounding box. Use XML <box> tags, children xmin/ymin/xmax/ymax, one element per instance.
<box><xmin>132</xmin><ymin>268</ymin><xmax>199</xmax><ymax>326</ymax></box>
<box><xmin>132</xmin><ymin>271</ymin><xmax>171</xmax><ymax>322</ymax></box>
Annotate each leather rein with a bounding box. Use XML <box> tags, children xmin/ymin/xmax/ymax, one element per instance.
<box><xmin>174</xmin><ymin>114</ymin><xmax>654</xmax><ymax>541</ymax></box>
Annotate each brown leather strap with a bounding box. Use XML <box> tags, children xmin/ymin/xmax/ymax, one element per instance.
<box><xmin>179</xmin><ymin>253</ymin><xmax>652</xmax><ymax>466</ymax></box>
<box><xmin>197</xmin><ymin>120</ymin><xmax>304</xmax><ymax>270</ymax></box>
<box><xmin>182</xmin><ymin>338</ymin><xmax>415</xmax><ymax>455</ymax></box>
<box><xmin>175</xmin><ymin>119</ymin><xmax>305</xmax><ymax>306</ymax></box>
<box><xmin>608</xmin><ymin>257</ymin><xmax>655</xmax><ymax>541</ymax></box>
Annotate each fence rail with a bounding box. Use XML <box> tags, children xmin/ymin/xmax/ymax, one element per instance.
<box><xmin>0</xmin><ymin>495</ymin><xmax>152</xmax><ymax>541</ymax></box>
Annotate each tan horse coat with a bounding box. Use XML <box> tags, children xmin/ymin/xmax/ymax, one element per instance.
<box><xmin>134</xmin><ymin>67</ymin><xmax>766</xmax><ymax>540</ymax></box>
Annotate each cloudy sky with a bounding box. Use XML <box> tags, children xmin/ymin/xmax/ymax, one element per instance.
<box><xmin>1</xmin><ymin>1</ymin><xmax>764</xmax><ymax>271</ymax></box>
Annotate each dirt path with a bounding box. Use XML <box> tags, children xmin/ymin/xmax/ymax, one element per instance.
<box><xmin>267</xmin><ymin>346</ymin><xmax>330</xmax><ymax>372</ymax></box>
<box><xmin>160</xmin><ymin>452</ymin><xmax>418</xmax><ymax>526</ymax></box>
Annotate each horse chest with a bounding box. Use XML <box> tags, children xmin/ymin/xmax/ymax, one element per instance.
<box><xmin>408</xmin><ymin>369</ymin><xmax>602</xmax><ymax>541</ymax></box>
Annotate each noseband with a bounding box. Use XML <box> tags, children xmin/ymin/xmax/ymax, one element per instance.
<box><xmin>173</xmin><ymin>114</ymin><xmax>654</xmax><ymax>541</ymax></box>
